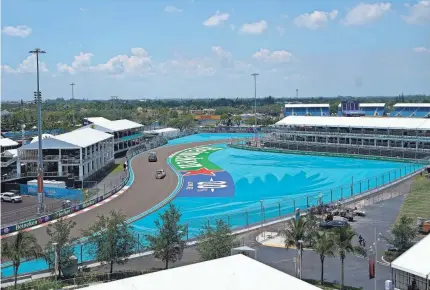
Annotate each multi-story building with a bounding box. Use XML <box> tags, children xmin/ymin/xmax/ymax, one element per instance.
<box><xmin>82</xmin><ymin>117</ymin><xmax>144</xmax><ymax>156</ymax></box>
<box><xmin>1</xmin><ymin>137</ymin><xmax>20</xmax><ymax>175</ymax></box>
<box><xmin>337</xmin><ymin>103</ymin><xmax>386</xmax><ymax>117</ymax></box>
<box><xmin>271</xmin><ymin>116</ymin><xmax>430</xmax><ymax>160</ymax></box>
<box><xmin>17</xmin><ymin>128</ymin><xmax>114</xmax><ymax>182</ymax></box>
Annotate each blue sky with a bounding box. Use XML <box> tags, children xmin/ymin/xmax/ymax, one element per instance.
<box><xmin>1</xmin><ymin>0</ymin><xmax>430</xmax><ymax>100</ymax></box>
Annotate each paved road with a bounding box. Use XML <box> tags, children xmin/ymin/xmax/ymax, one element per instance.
<box><xmin>3</xmin><ymin>140</ymin><xmax>228</xmax><ymax>247</ymax></box>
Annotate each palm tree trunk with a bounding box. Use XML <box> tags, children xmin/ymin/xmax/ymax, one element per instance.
<box><xmin>165</xmin><ymin>258</ymin><xmax>169</xmax><ymax>269</ymax></box>
<box><xmin>110</xmin><ymin>261</ymin><xmax>114</xmax><ymax>273</ymax></box>
<box><xmin>320</xmin><ymin>257</ymin><xmax>324</xmax><ymax>285</ymax></box>
<box><xmin>14</xmin><ymin>265</ymin><xmax>18</xmax><ymax>288</ymax></box>
<box><xmin>341</xmin><ymin>258</ymin><xmax>345</xmax><ymax>290</ymax></box>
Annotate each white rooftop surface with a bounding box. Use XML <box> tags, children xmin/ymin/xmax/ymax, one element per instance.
<box><xmin>86</xmin><ymin>117</ymin><xmax>143</xmax><ymax>132</ymax></box>
<box><xmin>30</xmin><ymin>134</ymin><xmax>54</xmax><ymax>143</ymax></box>
<box><xmin>2</xmin><ymin>149</ymin><xmax>18</xmax><ymax>157</ymax></box>
<box><xmin>394</xmin><ymin>103</ymin><xmax>430</xmax><ymax>108</ymax></box>
<box><xmin>54</xmin><ymin>128</ymin><xmax>113</xmax><ymax>148</ymax></box>
<box><xmin>149</xmin><ymin>127</ymin><xmax>180</xmax><ymax>133</ymax></box>
<box><xmin>275</xmin><ymin>116</ymin><xmax>430</xmax><ymax>130</ymax></box>
<box><xmin>0</xmin><ymin>138</ymin><xmax>18</xmax><ymax>148</ymax></box>
<box><xmin>391</xmin><ymin>235</ymin><xmax>430</xmax><ymax>278</ymax></box>
<box><xmin>337</xmin><ymin>103</ymin><xmax>386</xmax><ymax>107</ymax></box>
<box><xmin>285</xmin><ymin>103</ymin><xmax>329</xmax><ymax>108</ymax></box>
<box><xmin>80</xmin><ymin>255</ymin><xmax>320</xmax><ymax>290</ymax></box>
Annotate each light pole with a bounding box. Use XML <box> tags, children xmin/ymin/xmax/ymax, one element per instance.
<box><xmin>298</xmin><ymin>239</ymin><xmax>304</xmax><ymax>280</ymax></box>
<box><xmin>30</xmin><ymin>48</ymin><xmax>46</xmax><ymax>214</ymax></box>
<box><xmin>251</xmin><ymin>73</ymin><xmax>259</xmax><ymax>144</ymax></box>
<box><xmin>70</xmin><ymin>83</ymin><xmax>75</xmax><ymax>127</ymax></box>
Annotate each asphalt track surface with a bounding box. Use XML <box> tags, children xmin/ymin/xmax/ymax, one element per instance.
<box><xmin>10</xmin><ymin>140</ymin><xmax>228</xmax><ymax>247</ymax></box>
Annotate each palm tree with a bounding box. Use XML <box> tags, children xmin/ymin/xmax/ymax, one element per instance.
<box><xmin>313</xmin><ymin>231</ymin><xmax>336</xmax><ymax>285</ymax></box>
<box><xmin>281</xmin><ymin>216</ymin><xmax>309</xmax><ymax>250</ymax></box>
<box><xmin>333</xmin><ymin>226</ymin><xmax>356</xmax><ymax>290</ymax></box>
<box><xmin>2</xmin><ymin>231</ymin><xmax>42</xmax><ymax>288</ymax></box>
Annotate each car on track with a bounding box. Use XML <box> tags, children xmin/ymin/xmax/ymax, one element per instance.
<box><xmin>155</xmin><ymin>169</ymin><xmax>166</xmax><ymax>179</ymax></box>
<box><xmin>1</xmin><ymin>192</ymin><xmax>22</xmax><ymax>203</ymax></box>
<box><xmin>148</xmin><ymin>152</ymin><xmax>157</xmax><ymax>162</ymax></box>
<box><xmin>320</xmin><ymin>220</ymin><xmax>349</xmax><ymax>229</ymax></box>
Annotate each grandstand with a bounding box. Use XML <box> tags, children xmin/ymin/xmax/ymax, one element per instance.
<box><xmin>337</xmin><ymin>103</ymin><xmax>385</xmax><ymax>117</ymax></box>
<box><xmin>284</xmin><ymin>104</ymin><xmax>330</xmax><ymax>117</ymax></box>
<box><xmin>390</xmin><ymin>103</ymin><xmax>430</xmax><ymax>118</ymax></box>
<box><xmin>271</xmin><ymin>116</ymin><xmax>430</xmax><ymax>160</ymax></box>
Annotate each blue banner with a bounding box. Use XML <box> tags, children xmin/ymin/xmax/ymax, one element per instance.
<box><xmin>20</xmin><ymin>184</ymin><xmax>83</xmax><ymax>201</ymax></box>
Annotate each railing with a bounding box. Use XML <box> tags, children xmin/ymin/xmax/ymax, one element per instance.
<box><xmin>1</xmin><ymin>157</ymin><xmax>17</xmax><ymax>167</ymax></box>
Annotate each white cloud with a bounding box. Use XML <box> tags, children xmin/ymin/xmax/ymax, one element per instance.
<box><xmin>2</xmin><ymin>55</ymin><xmax>48</xmax><ymax>73</ymax></box>
<box><xmin>403</xmin><ymin>1</ymin><xmax>430</xmax><ymax>25</ymax></box>
<box><xmin>212</xmin><ymin>46</ymin><xmax>232</xmax><ymax>60</ymax></box>
<box><xmin>164</xmin><ymin>5</ymin><xmax>183</xmax><ymax>13</ymax></box>
<box><xmin>276</xmin><ymin>25</ymin><xmax>286</xmax><ymax>35</ymax></box>
<box><xmin>414</xmin><ymin>46</ymin><xmax>430</xmax><ymax>53</ymax></box>
<box><xmin>79</xmin><ymin>8</ymin><xmax>87</xmax><ymax>12</ymax></box>
<box><xmin>294</xmin><ymin>10</ymin><xmax>338</xmax><ymax>29</ymax></box>
<box><xmin>203</xmin><ymin>11</ymin><xmax>229</xmax><ymax>26</ymax></box>
<box><xmin>239</xmin><ymin>20</ymin><xmax>268</xmax><ymax>34</ymax></box>
<box><xmin>342</xmin><ymin>2</ymin><xmax>391</xmax><ymax>26</ymax></box>
<box><xmin>252</xmin><ymin>49</ymin><xmax>294</xmax><ymax>63</ymax></box>
<box><xmin>1</xmin><ymin>25</ymin><xmax>32</xmax><ymax>37</ymax></box>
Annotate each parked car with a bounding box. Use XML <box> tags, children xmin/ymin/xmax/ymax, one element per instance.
<box><xmin>1</xmin><ymin>192</ymin><xmax>22</xmax><ymax>203</ymax></box>
<box><xmin>148</xmin><ymin>152</ymin><xmax>157</xmax><ymax>162</ymax></box>
<box><xmin>155</xmin><ymin>169</ymin><xmax>166</xmax><ymax>179</ymax></box>
<box><xmin>320</xmin><ymin>220</ymin><xmax>349</xmax><ymax>229</ymax></box>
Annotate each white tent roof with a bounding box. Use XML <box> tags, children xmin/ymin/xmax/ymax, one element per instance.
<box><xmin>85</xmin><ymin>117</ymin><xmax>143</xmax><ymax>132</ymax></box>
<box><xmin>80</xmin><ymin>255</ymin><xmax>320</xmax><ymax>290</ymax></box>
<box><xmin>30</xmin><ymin>134</ymin><xmax>54</xmax><ymax>143</ymax></box>
<box><xmin>148</xmin><ymin>127</ymin><xmax>180</xmax><ymax>134</ymax></box>
<box><xmin>391</xmin><ymin>235</ymin><xmax>430</xmax><ymax>278</ymax></box>
<box><xmin>275</xmin><ymin>116</ymin><xmax>430</xmax><ymax>130</ymax></box>
<box><xmin>54</xmin><ymin>128</ymin><xmax>113</xmax><ymax>148</ymax></box>
<box><xmin>285</xmin><ymin>104</ymin><xmax>329</xmax><ymax>108</ymax></box>
<box><xmin>0</xmin><ymin>138</ymin><xmax>18</xmax><ymax>148</ymax></box>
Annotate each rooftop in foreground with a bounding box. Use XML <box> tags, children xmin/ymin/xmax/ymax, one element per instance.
<box><xmin>80</xmin><ymin>255</ymin><xmax>320</xmax><ymax>290</ymax></box>
<box><xmin>84</xmin><ymin>117</ymin><xmax>143</xmax><ymax>132</ymax></box>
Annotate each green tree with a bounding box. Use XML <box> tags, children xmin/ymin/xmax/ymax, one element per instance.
<box><xmin>82</xmin><ymin>210</ymin><xmax>136</xmax><ymax>273</ymax></box>
<box><xmin>312</xmin><ymin>231</ymin><xmax>335</xmax><ymax>285</ymax></box>
<box><xmin>281</xmin><ymin>216</ymin><xmax>309</xmax><ymax>250</ymax></box>
<box><xmin>333</xmin><ymin>227</ymin><xmax>365</xmax><ymax>290</ymax></box>
<box><xmin>196</xmin><ymin>219</ymin><xmax>236</xmax><ymax>261</ymax></box>
<box><xmin>2</xmin><ymin>231</ymin><xmax>42</xmax><ymax>288</ymax></box>
<box><xmin>382</xmin><ymin>215</ymin><xmax>417</xmax><ymax>254</ymax></box>
<box><xmin>146</xmin><ymin>203</ymin><xmax>187</xmax><ymax>269</ymax></box>
<box><xmin>232</xmin><ymin>115</ymin><xmax>242</xmax><ymax>125</ymax></box>
<box><xmin>45</xmin><ymin>218</ymin><xmax>77</xmax><ymax>278</ymax></box>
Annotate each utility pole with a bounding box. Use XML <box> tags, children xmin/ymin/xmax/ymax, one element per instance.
<box><xmin>251</xmin><ymin>73</ymin><xmax>259</xmax><ymax>144</ymax></box>
<box><xmin>296</xmin><ymin>88</ymin><xmax>299</xmax><ymax>99</ymax></box>
<box><xmin>70</xmin><ymin>83</ymin><xmax>75</xmax><ymax>126</ymax></box>
<box><xmin>30</xmin><ymin>48</ymin><xmax>46</xmax><ymax>214</ymax></box>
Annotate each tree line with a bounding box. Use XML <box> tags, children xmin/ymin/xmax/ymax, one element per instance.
<box><xmin>2</xmin><ymin>204</ymin><xmax>418</xmax><ymax>289</ymax></box>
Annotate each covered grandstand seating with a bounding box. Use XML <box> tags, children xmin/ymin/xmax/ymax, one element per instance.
<box><xmin>284</xmin><ymin>104</ymin><xmax>330</xmax><ymax>117</ymax></box>
<box><xmin>337</xmin><ymin>103</ymin><xmax>385</xmax><ymax>116</ymax></box>
<box><xmin>391</xmin><ymin>103</ymin><xmax>430</xmax><ymax>118</ymax></box>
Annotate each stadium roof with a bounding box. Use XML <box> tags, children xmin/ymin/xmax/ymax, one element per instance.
<box><xmin>391</xmin><ymin>235</ymin><xmax>430</xmax><ymax>278</ymax></box>
<box><xmin>338</xmin><ymin>103</ymin><xmax>386</xmax><ymax>107</ymax></box>
<box><xmin>393</xmin><ymin>103</ymin><xmax>430</xmax><ymax>108</ymax></box>
<box><xmin>23</xmin><ymin>128</ymin><xmax>113</xmax><ymax>150</ymax></box>
<box><xmin>0</xmin><ymin>138</ymin><xmax>18</xmax><ymax>148</ymax></box>
<box><xmin>275</xmin><ymin>116</ymin><xmax>430</xmax><ymax>130</ymax></box>
<box><xmin>85</xmin><ymin>117</ymin><xmax>143</xmax><ymax>132</ymax></box>
<box><xmin>285</xmin><ymin>104</ymin><xmax>329</xmax><ymax>108</ymax></box>
<box><xmin>80</xmin><ymin>255</ymin><xmax>320</xmax><ymax>290</ymax></box>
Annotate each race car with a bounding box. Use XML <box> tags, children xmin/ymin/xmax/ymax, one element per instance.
<box><xmin>155</xmin><ymin>169</ymin><xmax>166</xmax><ymax>179</ymax></box>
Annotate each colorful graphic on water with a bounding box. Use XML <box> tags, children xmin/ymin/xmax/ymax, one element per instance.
<box><xmin>171</xmin><ymin>145</ymin><xmax>235</xmax><ymax>197</ymax></box>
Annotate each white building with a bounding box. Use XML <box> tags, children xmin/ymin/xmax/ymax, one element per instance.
<box><xmin>83</xmin><ymin>117</ymin><xmax>144</xmax><ymax>155</ymax></box>
<box><xmin>0</xmin><ymin>137</ymin><xmax>19</xmax><ymax>153</ymax></box>
<box><xmin>1</xmin><ymin>137</ymin><xmax>20</xmax><ymax>174</ymax></box>
<box><xmin>145</xmin><ymin>127</ymin><xmax>180</xmax><ymax>139</ymax></box>
<box><xmin>391</xmin><ymin>234</ymin><xmax>430</xmax><ymax>290</ymax></box>
<box><xmin>18</xmin><ymin>128</ymin><xmax>114</xmax><ymax>182</ymax></box>
<box><xmin>81</xmin><ymin>254</ymin><xmax>320</xmax><ymax>290</ymax></box>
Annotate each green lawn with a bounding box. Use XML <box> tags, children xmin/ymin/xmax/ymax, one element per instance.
<box><xmin>398</xmin><ymin>175</ymin><xmax>430</xmax><ymax>221</ymax></box>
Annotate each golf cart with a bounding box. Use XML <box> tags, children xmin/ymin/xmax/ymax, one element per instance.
<box><xmin>155</xmin><ymin>169</ymin><xmax>166</xmax><ymax>179</ymax></box>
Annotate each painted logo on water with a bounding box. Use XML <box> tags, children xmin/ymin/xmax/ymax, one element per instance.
<box><xmin>171</xmin><ymin>145</ymin><xmax>235</xmax><ymax>197</ymax></box>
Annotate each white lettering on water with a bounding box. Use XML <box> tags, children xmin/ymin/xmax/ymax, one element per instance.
<box><xmin>174</xmin><ymin>146</ymin><xmax>220</xmax><ymax>169</ymax></box>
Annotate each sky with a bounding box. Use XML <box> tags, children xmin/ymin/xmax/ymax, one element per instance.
<box><xmin>1</xmin><ymin>0</ymin><xmax>430</xmax><ymax>100</ymax></box>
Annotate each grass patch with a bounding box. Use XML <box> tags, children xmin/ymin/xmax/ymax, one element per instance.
<box><xmin>304</xmin><ymin>279</ymin><xmax>362</xmax><ymax>290</ymax></box>
<box><xmin>397</xmin><ymin>175</ymin><xmax>430</xmax><ymax>221</ymax></box>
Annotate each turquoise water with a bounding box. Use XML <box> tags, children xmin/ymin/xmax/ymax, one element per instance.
<box><xmin>1</xmin><ymin>133</ymin><xmax>420</xmax><ymax>277</ymax></box>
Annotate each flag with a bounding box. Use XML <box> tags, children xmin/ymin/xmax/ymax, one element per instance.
<box><xmin>369</xmin><ymin>258</ymin><xmax>375</xmax><ymax>279</ymax></box>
